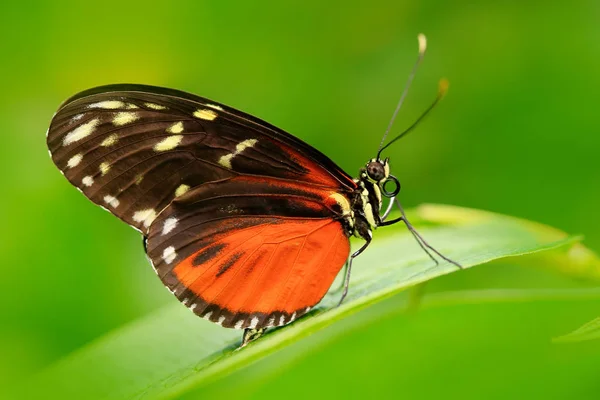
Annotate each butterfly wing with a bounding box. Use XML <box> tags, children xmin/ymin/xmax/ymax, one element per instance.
<box><xmin>145</xmin><ymin>175</ymin><xmax>351</xmax><ymax>329</ymax></box>
<box><xmin>47</xmin><ymin>84</ymin><xmax>357</xmax><ymax>328</ymax></box>
<box><xmin>47</xmin><ymin>84</ymin><xmax>356</xmax><ymax>233</ymax></box>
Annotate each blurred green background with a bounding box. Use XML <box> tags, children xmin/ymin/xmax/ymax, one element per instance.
<box><xmin>1</xmin><ymin>0</ymin><xmax>599</xmax><ymax>398</ymax></box>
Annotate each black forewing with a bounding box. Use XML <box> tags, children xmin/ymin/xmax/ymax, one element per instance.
<box><xmin>47</xmin><ymin>84</ymin><xmax>356</xmax><ymax>233</ymax></box>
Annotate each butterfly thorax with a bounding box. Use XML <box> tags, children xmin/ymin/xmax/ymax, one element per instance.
<box><xmin>343</xmin><ymin>158</ymin><xmax>392</xmax><ymax>241</ymax></box>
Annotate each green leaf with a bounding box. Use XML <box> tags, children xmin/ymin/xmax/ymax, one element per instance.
<box><xmin>23</xmin><ymin>204</ymin><xmax>597</xmax><ymax>400</ymax></box>
<box><xmin>553</xmin><ymin>316</ymin><xmax>600</xmax><ymax>343</ymax></box>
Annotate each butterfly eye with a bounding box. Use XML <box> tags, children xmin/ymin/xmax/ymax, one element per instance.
<box><xmin>381</xmin><ymin>175</ymin><xmax>401</xmax><ymax>197</ymax></box>
<box><xmin>366</xmin><ymin>161</ymin><xmax>386</xmax><ymax>182</ymax></box>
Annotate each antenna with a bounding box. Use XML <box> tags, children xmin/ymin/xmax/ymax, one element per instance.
<box><xmin>377</xmin><ymin>33</ymin><xmax>427</xmax><ymax>155</ymax></box>
<box><xmin>377</xmin><ymin>79</ymin><xmax>449</xmax><ymax>159</ymax></box>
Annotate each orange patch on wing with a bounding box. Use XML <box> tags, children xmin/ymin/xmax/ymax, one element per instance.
<box><xmin>173</xmin><ymin>218</ymin><xmax>349</xmax><ymax>315</ymax></box>
<box><xmin>277</xmin><ymin>140</ymin><xmax>356</xmax><ymax>190</ymax></box>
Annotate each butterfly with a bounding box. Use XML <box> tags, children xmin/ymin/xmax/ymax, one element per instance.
<box><xmin>46</xmin><ymin>34</ymin><xmax>460</xmax><ymax>346</ymax></box>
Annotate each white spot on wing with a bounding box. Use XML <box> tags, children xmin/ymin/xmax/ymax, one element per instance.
<box><xmin>234</xmin><ymin>320</ymin><xmax>244</xmax><ymax>329</ymax></box>
<box><xmin>205</xmin><ymin>103</ymin><xmax>224</xmax><ymax>111</ymax></box>
<box><xmin>154</xmin><ymin>135</ymin><xmax>183</xmax><ymax>152</ymax></box>
<box><xmin>99</xmin><ymin>162</ymin><xmax>111</xmax><ymax>176</ymax></box>
<box><xmin>67</xmin><ymin>153</ymin><xmax>83</xmax><ymax>168</ymax></box>
<box><xmin>190</xmin><ymin>303</ymin><xmax>197</xmax><ymax>311</ymax></box>
<box><xmin>82</xmin><ymin>176</ymin><xmax>94</xmax><ymax>187</ymax></box>
<box><xmin>113</xmin><ymin>112</ymin><xmax>139</xmax><ymax>126</ymax></box>
<box><xmin>132</xmin><ymin>208</ymin><xmax>157</xmax><ymax>228</ymax></box>
<box><xmin>63</xmin><ymin>118</ymin><xmax>100</xmax><ymax>146</ymax></box>
<box><xmin>193</xmin><ymin>109</ymin><xmax>218</xmax><ymax>120</ymax></box>
<box><xmin>162</xmin><ymin>217</ymin><xmax>178</xmax><ymax>235</ymax></box>
<box><xmin>68</xmin><ymin>114</ymin><xmax>84</xmax><ymax>127</ymax></box>
<box><xmin>166</xmin><ymin>121</ymin><xmax>184</xmax><ymax>134</ymax></box>
<box><xmin>290</xmin><ymin>312</ymin><xmax>297</xmax><ymax>322</ymax></box>
<box><xmin>144</xmin><ymin>102</ymin><xmax>167</xmax><ymax>110</ymax></box>
<box><xmin>218</xmin><ymin>139</ymin><xmax>258</xmax><ymax>169</ymax></box>
<box><xmin>174</xmin><ymin>184</ymin><xmax>190</xmax><ymax>197</ymax></box>
<box><xmin>203</xmin><ymin>311</ymin><xmax>213</xmax><ymax>320</ymax></box>
<box><xmin>88</xmin><ymin>100</ymin><xmax>124</xmax><ymax>109</ymax></box>
<box><xmin>218</xmin><ymin>316</ymin><xmax>226</xmax><ymax>326</ymax></box>
<box><xmin>162</xmin><ymin>246</ymin><xmax>177</xmax><ymax>264</ymax></box>
<box><xmin>100</xmin><ymin>133</ymin><xmax>119</xmax><ymax>147</ymax></box>
<box><xmin>103</xmin><ymin>195</ymin><xmax>120</xmax><ymax>208</ymax></box>
<box><xmin>218</xmin><ymin>154</ymin><xmax>234</xmax><ymax>169</ymax></box>
<box><xmin>267</xmin><ymin>316</ymin><xmax>276</xmax><ymax>327</ymax></box>
<box><xmin>279</xmin><ymin>315</ymin><xmax>286</xmax><ymax>326</ymax></box>
<box><xmin>249</xmin><ymin>317</ymin><xmax>259</xmax><ymax>329</ymax></box>
<box><xmin>237</xmin><ymin>139</ymin><xmax>258</xmax><ymax>152</ymax></box>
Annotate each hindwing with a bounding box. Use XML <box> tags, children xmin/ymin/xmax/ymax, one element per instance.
<box><xmin>145</xmin><ymin>176</ymin><xmax>352</xmax><ymax>329</ymax></box>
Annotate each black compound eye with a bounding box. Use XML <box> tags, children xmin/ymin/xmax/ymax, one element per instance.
<box><xmin>381</xmin><ymin>175</ymin><xmax>401</xmax><ymax>197</ymax></box>
<box><xmin>366</xmin><ymin>161</ymin><xmax>385</xmax><ymax>182</ymax></box>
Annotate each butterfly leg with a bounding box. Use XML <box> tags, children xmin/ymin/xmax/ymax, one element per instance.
<box><xmin>380</xmin><ymin>199</ymin><xmax>462</xmax><ymax>269</ymax></box>
<box><xmin>380</xmin><ymin>196</ymin><xmax>395</xmax><ymax>222</ymax></box>
<box><xmin>334</xmin><ymin>260</ymin><xmax>349</xmax><ymax>293</ymax></box>
<box><xmin>337</xmin><ymin>238</ymin><xmax>371</xmax><ymax>307</ymax></box>
<box><xmin>241</xmin><ymin>328</ymin><xmax>266</xmax><ymax>348</ymax></box>
<box><xmin>379</xmin><ymin>199</ymin><xmax>437</xmax><ymax>263</ymax></box>
<box><xmin>383</xmin><ymin>216</ymin><xmax>439</xmax><ymax>266</ymax></box>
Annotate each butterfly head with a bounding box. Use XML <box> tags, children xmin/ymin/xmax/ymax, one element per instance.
<box><xmin>363</xmin><ymin>158</ymin><xmax>400</xmax><ymax>199</ymax></box>
<box><xmin>365</xmin><ymin>158</ymin><xmax>389</xmax><ymax>183</ymax></box>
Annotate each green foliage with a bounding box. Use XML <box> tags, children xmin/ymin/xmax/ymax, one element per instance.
<box><xmin>20</xmin><ymin>205</ymin><xmax>598</xmax><ymax>400</ymax></box>
<box><xmin>554</xmin><ymin>317</ymin><xmax>600</xmax><ymax>343</ymax></box>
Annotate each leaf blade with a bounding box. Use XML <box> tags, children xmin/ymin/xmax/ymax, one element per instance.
<box><xmin>23</xmin><ymin>204</ymin><xmax>598</xmax><ymax>400</ymax></box>
<box><xmin>553</xmin><ymin>316</ymin><xmax>600</xmax><ymax>343</ymax></box>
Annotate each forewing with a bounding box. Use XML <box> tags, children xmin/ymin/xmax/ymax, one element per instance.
<box><xmin>47</xmin><ymin>84</ymin><xmax>356</xmax><ymax>233</ymax></box>
<box><xmin>145</xmin><ymin>176</ymin><xmax>351</xmax><ymax>329</ymax></box>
